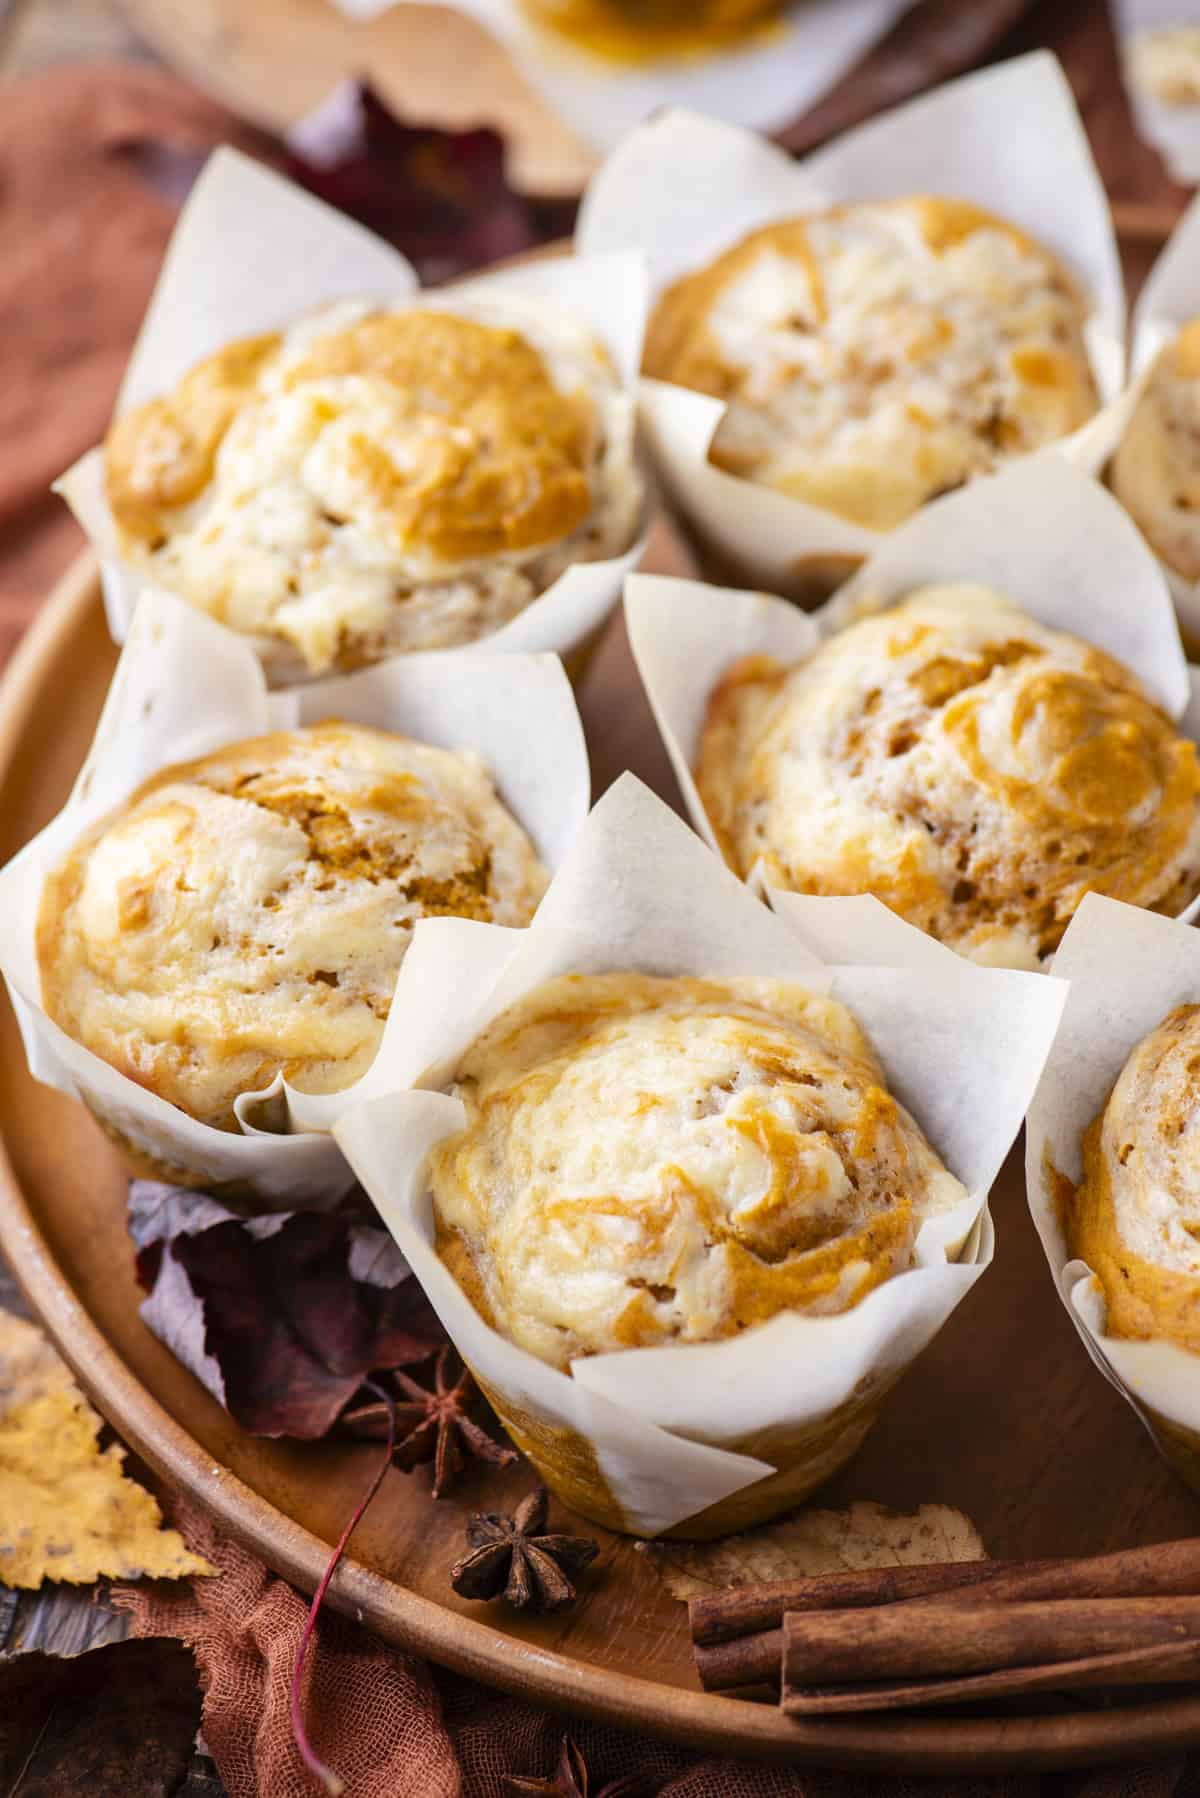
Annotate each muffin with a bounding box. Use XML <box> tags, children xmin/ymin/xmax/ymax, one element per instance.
<box><xmin>520</xmin><ymin>0</ymin><xmax>779</xmax><ymax>62</ymax></box>
<box><xmin>37</xmin><ymin>722</ymin><xmax>547</xmax><ymax>1132</ymax></box>
<box><xmin>696</xmin><ymin>583</ymin><xmax>1200</xmax><ymax>968</ymax></box>
<box><xmin>1111</xmin><ymin>324</ymin><xmax>1200</xmax><ymax>582</ymax></box>
<box><xmin>643</xmin><ymin>198</ymin><xmax>1098</xmax><ymax>531</ymax></box>
<box><xmin>1066</xmin><ymin>1004</ymin><xmax>1200</xmax><ymax>1356</ymax></box>
<box><xmin>1127</xmin><ymin>28</ymin><xmax>1200</xmax><ymax>107</ymax></box>
<box><xmin>429</xmin><ymin>972</ymin><xmax>965</xmax><ymax>1370</ymax></box>
<box><xmin>102</xmin><ymin>293</ymin><xmax>643</xmax><ymax>675</ymax></box>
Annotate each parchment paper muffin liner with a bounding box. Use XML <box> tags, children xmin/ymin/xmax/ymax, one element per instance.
<box><xmin>0</xmin><ymin>589</ymin><xmax>590</xmax><ymax>1206</ymax></box>
<box><xmin>324</xmin><ymin>0</ymin><xmax>911</xmax><ymax>153</ymax></box>
<box><xmin>1113</xmin><ymin>192</ymin><xmax>1200</xmax><ymax>653</ymax></box>
<box><xmin>331</xmin><ymin>773</ymin><xmax>1064</xmax><ymax>1537</ymax></box>
<box><xmin>577</xmin><ymin>53</ymin><xmax>1128</xmax><ymax>600</ymax></box>
<box><xmin>54</xmin><ymin>147</ymin><xmax>650</xmax><ymax>687</ymax></box>
<box><xmin>1112</xmin><ymin>0</ymin><xmax>1200</xmax><ymax>184</ymax></box>
<box><xmin>1025</xmin><ymin>894</ymin><xmax>1200</xmax><ymax>1497</ymax></box>
<box><xmin>625</xmin><ymin>455</ymin><xmax>1200</xmax><ymax>965</ymax></box>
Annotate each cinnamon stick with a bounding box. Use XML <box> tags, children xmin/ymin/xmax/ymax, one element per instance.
<box><xmin>783</xmin><ymin>1595</ymin><xmax>1200</xmax><ymax>1688</ymax></box>
<box><xmin>691</xmin><ymin>1537</ymin><xmax>1200</xmax><ymax>1691</ymax></box>
<box><xmin>782</xmin><ymin>1639</ymin><xmax>1200</xmax><ymax>1716</ymax></box>
<box><xmin>693</xmin><ymin>1629</ymin><xmax>784</xmax><ymax>1693</ymax></box>
<box><xmin>690</xmin><ymin>1559</ymin><xmax>999</xmax><ymax>1647</ymax></box>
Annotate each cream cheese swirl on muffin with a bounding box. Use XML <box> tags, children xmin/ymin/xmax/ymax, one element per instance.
<box><xmin>1068</xmin><ymin>1005</ymin><xmax>1200</xmax><ymax>1356</ymax></box>
<box><xmin>1127</xmin><ymin>28</ymin><xmax>1200</xmax><ymax>107</ymax></box>
<box><xmin>1111</xmin><ymin>323</ymin><xmax>1200</xmax><ymax>583</ymax></box>
<box><xmin>428</xmin><ymin>973</ymin><xmax>965</xmax><ymax>1369</ymax></box>
<box><xmin>643</xmin><ymin>198</ymin><xmax>1098</xmax><ymax>530</ymax></box>
<box><xmin>696</xmin><ymin>585</ymin><xmax>1200</xmax><ymax>968</ymax></box>
<box><xmin>103</xmin><ymin>294</ymin><xmax>643</xmax><ymax>673</ymax></box>
<box><xmin>37</xmin><ymin>723</ymin><xmax>547</xmax><ymax>1131</ymax></box>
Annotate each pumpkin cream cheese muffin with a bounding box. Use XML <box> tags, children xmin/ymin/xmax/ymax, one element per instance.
<box><xmin>1111</xmin><ymin>323</ymin><xmax>1200</xmax><ymax>583</ymax></box>
<box><xmin>428</xmin><ymin>973</ymin><xmax>966</xmax><ymax>1370</ymax></box>
<box><xmin>103</xmin><ymin>294</ymin><xmax>643</xmax><ymax>674</ymax></box>
<box><xmin>696</xmin><ymin>585</ymin><xmax>1200</xmax><ymax>968</ymax></box>
<box><xmin>1067</xmin><ymin>1004</ymin><xmax>1200</xmax><ymax>1356</ymax></box>
<box><xmin>1127</xmin><ymin>28</ymin><xmax>1200</xmax><ymax>107</ymax></box>
<box><xmin>643</xmin><ymin>198</ymin><xmax>1098</xmax><ymax>530</ymax></box>
<box><xmin>36</xmin><ymin>722</ymin><xmax>547</xmax><ymax>1132</ymax></box>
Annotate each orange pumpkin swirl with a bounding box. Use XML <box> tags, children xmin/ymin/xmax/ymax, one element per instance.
<box><xmin>1068</xmin><ymin>1005</ymin><xmax>1200</xmax><ymax>1356</ymax></box>
<box><xmin>104</xmin><ymin>299</ymin><xmax>642</xmax><ymax>674</ymax></box>
<box><xmin>696</xmin><ymin>585</ymin><xmax>1200</xmax><ymax>968</ymax></box>
<box><xmin>37</xmin><ymin>723</ymin><xmax>547</xmax><ymax>1131</ymax></box>
<box><xmin>428</xmin><ymin>972</ymin><xmax>966</xmax><ymax>1370</ymax></box>
<box><xmin>519</xmin><ymin>0</ymin><xmax>780</xmax><ymax>63</ymax></box>
<box><xmin>644</xmin><ymin>198</ymin><xmax>1097</xmax><ymax>530</ymax></box>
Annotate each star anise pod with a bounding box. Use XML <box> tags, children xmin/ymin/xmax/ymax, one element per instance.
<box><xmin>341</xmin><ymin>1344</ymin><xmax>516</xmax><ymax>1498</ymax></box>
<box><xmin>506</xmin><ymin>1735</ymin><xmax>647</xmax><ymax>1798</ymax></box>
<box><xmin>451</xmin><ymin>1487</ymin><xmax>598</xmax><ymax>1613</ymax></box>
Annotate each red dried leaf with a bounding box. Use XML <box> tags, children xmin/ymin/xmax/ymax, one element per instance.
<box><xmin>129</xmin><ymin>1180</ymin><xmax>444</xmax><ymax>1438</ymax></box>
<box><xmin>284</xmin><ymin>82</ymin><xmax>542</xmax><ymax>282</ymax></box>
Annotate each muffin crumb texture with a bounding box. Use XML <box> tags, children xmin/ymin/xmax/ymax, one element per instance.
<box><xmin>37</xmin><ymin>722</ymin><xmax>547</xmax><ymax>1130</ymax></box>
<box><xmin>644</xmin><ymin>198</ymin><xmax>1097</xmax><ymax>529</ymax></box>
<box><xmin>1068</xmin><ymin>1004</ymin><xmax>1200</xmax><ymax>1356</ymax></box>
<box><xmin>104</xmin><ymin>298</ymin><xmax>642</xmax><ymax>673</ymax></box>
<box><xmin>1127</xmin><ymin>28</ymin><xmax>1200</xmax><ymax>106</ymax></box>
<box><xmin>429</xmin><ymin>972</ymin><xmax>965</xmax><ymax>1369</ymax></box>
<box><xmin>696</xmin><ymin>584</ymin><xmax>1200</xmax><ymax>967</ymax></box>
<box><xmin>1112</xmin><ymin>323</ymin><xmax>1200</xmax><ymax>582</ymax></box>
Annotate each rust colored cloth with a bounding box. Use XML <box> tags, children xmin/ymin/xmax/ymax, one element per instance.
<box><xmin>0</xmin><ymin>62</ymin><xmax>264</xmax><ymax>660</ymax></box>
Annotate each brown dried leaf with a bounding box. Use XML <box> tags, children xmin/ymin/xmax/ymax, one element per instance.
<box><xmin>0</xmin><ymin>1311</ymin><xmax>215</xmax><ymax>1588</ymax></box>
<box><xmin>639</xmin><ymin>1501</ymin><xmax>985</xmax><ymax>1601</ymax></box>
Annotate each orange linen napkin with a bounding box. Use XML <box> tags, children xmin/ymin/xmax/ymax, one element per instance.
<box><xmin>0</xmin><ymin>63</ymin><xmax>264</xmax><ymax>658</ymax></box>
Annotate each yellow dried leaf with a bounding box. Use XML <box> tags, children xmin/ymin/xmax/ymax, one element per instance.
<box><xmin>0</xmin><ymin>1310</ymin><xmax>215</xmax><ymax>1588</ymax></box>
<box><xmin>640</xmin><ymin>1501</ymin><xmax>985</xmax><ymax>1601</ymax></box>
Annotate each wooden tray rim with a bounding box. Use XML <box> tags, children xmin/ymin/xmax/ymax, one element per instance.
<box><xmin>5</xmin><ymin>559</ymin><xmax>1200</xmax><ymax>1772</ymax></box>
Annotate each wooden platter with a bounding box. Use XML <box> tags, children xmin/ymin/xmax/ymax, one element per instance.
<box><xmin>113</xmin><ymin>0</ymin><xmax>1038</xmax><ymax>196</ymax></box>
<box><xmin>7</xmin><ymin>556</ymin><xmax>1200</xmax><ymax>1772</ymax></box>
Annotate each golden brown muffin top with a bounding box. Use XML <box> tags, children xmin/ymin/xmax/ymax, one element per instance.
<box><xmin>105</xmin><ymin>310</ymin><xmax>593</xmax><ymax>568</ymax></box>
<box><xmin>428</xmin><ymin>972</ymin><xmax>966</xmax><ymax>1369</ymax></box>
<box><xmin>644</xmin><ymin>198</ymin><xmax>1097</xmax><ymax>530</ymax></box>
<box><xmin>696</xmin><ymin>585</ymin><xmax>1200</xmax><ymax>967</ymax></box>
<box><xmin>1067</xmin><ymin>1004</ymin><xmax>1200</xmax><ymax>1356</ymax></box>
<box><xmin>37</xmin><ymin>722</ymin><xmax>547</xmax><ymax>1132</ymax></box>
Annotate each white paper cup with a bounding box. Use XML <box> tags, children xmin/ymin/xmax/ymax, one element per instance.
<box><xmin>577</xmin><ymin>53</ymin><xmax>1128</xmax><ymax>600</ymax></box>
<box><xmin>1026</xmin><ymin>893</ymin><xmax>1200</xmax><ymax>1498</ymax></box>
<box><xmin>625</xmin><ymin>456</ymin><xmax>1200</xmax><ymax>967</ymax></box>
<box><xmin>0</xmin><ymin>589</ymin><xmax>590</xmax><ymax>1207</ymax></box>
<box><xmin>55</xmin><ymin>147</ymin><xmax>651</xmax><ymax>687</ymax></box>
<box><xmin>333</xmin><ymin>773</ymin><xmax>1065</xmax><ymax>1537</ymax></box>
<box><xmin>322</xmin><ymin>0</ymin><xmax>912</xmax><ymax>152</ymax></box>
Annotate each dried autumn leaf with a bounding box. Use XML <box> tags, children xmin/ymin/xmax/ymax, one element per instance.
<box><xmin>639</xmin><ymin>1501</ymin><xmax>985</xmax><ymax>1602</ymax></box>
<box><xmin>284</xmin><ymin>82</ymin><xmax>543</xmax><ymax>283</ymax></box>
<box><xmin>129</xmin><ymin>1181</ymin><xmax>445</xmax><ymax>1438</ymax></box>
<box><xmin>0</xmin><ymin>1310</ymin><xmax>215</xmax><ymax>1588</ymax></box>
